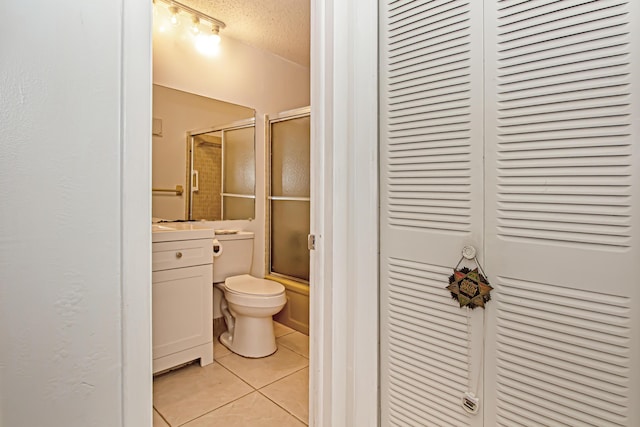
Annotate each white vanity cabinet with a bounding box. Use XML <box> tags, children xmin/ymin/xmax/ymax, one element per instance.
<box><xmin>152</xmin><ymin>224</ymin><xmax>214</xmax><ymax>374</ymax></box>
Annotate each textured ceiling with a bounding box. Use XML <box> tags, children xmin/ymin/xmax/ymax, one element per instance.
<box><xmin>181</xmin><ymin>0</ymin><xmax>310</xmax><ymax>67</ymax></box>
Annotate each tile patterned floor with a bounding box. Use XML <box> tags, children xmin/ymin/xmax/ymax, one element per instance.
<box><xmin>153</xmin><ymin>322</ymin><xmax>309</xmax><ymax>427</ymax></box>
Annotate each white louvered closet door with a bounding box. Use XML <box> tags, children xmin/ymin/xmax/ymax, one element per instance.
<box><xmin>484</xmin><ymin>2</ymin><xmax>640</xmax><ymax>426</ymax></box>
<box><xmin>379</xmin><ymin>1</ymin><xmax>485</xmax><ymax>426</ymax></box>
<box><xmin>380</xmin><ymin>1</ymin><xmax>640</xmax><ymax>427</ymax></box>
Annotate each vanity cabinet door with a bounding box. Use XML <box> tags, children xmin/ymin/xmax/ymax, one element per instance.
<box><xmin>152</xmin><ymin>264</ymin><xmax>213</xmax><ymax>364</ymax></box>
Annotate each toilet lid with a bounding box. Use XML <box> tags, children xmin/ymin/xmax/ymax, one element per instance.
<box><xmin>225</xmin><ymin>274</ymin><xmax>285</xmax><ymax>296</ymax></box>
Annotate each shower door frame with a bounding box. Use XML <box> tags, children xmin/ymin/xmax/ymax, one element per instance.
<box><xmin>265</xmin><ymin>106</ymin><xmax>311</xmax><ymax>283</ymax></box>
<box><xmin>186</xmin><ymin>117</ymin><xmax>256</xmax><ymax>221</ymax></box>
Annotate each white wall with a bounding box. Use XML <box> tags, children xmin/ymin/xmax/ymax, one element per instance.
<box><xmin>153</xmin><ymin>27</ymin><xmax>310</xmax><ymax>277</ymax></box>
<box><xmin>0</xmin><ymin>1</ymin><xmax>151</xmax><ymax>426</ymax></box>
<box><xmin>153</xmin><ymin>29</ymin><xmax>310</xmax><ymax>115</ymax></box>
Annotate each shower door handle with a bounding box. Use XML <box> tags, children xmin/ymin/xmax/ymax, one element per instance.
<box><xmin>192</xmin><ymin>170</ymin><xmax>199</xmax><ymax>192</ymax></box>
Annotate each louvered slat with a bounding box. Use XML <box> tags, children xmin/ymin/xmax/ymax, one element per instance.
<box><xmin>495</xmin><ymin>1</ymin><xmax>632</xmax><ymax>250</ymax></box>
<box><xmin>495</xmin><ymin>278</ymin><xmax>630</xmax><ymax>426</ymax></box>
<box><xmin>386</xmin><ymin>0</ymin><xmax>474</xmax><ymax>234</ymax></box>
<box><xmin>381</xmin><ymin>1</ymin><xmax>483</xmax><ymax>426</ymax></box>
<box><xmin>388</xmin><ymin>258</ymin><xmax>472</xmax><ymax>427</ymax></box>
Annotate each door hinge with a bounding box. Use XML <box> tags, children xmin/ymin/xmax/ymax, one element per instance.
<box><xmin>308</xmin><ymin>234</ymin><xmax>316</xmax><ymax>250</ymax></box>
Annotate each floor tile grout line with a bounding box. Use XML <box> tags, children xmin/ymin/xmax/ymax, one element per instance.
<box><xmin>275</xmin><ymin>331</ymin><xmax>296</xmax><ymax>338</ymax></box>
<box><xmin>216</xmin><ymin>359</ymin><xmax>309</xmax><ymax>390</ymax></box>
<box><xmin>174</xmin><ymin>362</ymin><xmax>309</xmax><ymax>426</ymax></box>
<box><xmin>156</xmin><ymin>327</ymin><xmax>307</xmax><ymax>426</ymax></box>
<box><xmin>276</xmin><ymin>328</ymin><xmax>306</xmax><ymax>337</ymax></box>
<box><xmin>256</xmin><ymin>365</ymin><xmax>309</xmax><ymax>390</ymax></box>
<box><xmin>276</xmin><ymin>341</ymin><xmax>309</xmax><ymax>359</ymax></box>
<box><xmin>215</xmin><ymin>346</ymin><xmax>309</xmax><ymax>389</ymax></box>
<box><xmin>153</xmin><ymin>406</ymin><xmax>172</xmax><ymax>427</ymax></box>
<box><xmin>273</xmin><ymin>321</ymin><xmax>298</xmax><ymax>338</ymax></box>
<box><xmin>214</xmin><ymin>359</ymin><xmax>259</xmax><ymax>391</ymax></box>
<box><xmin>154</xmin><ymin>378</ymin><xmax>308</xmax><ymax>425</ymax></box>
<box><xmin>174</xmin><ymin>389</ymin><xmax>256</xmax><ymax>427</ymax></box>
<box><xmin>175</xmin><ymin>390</ymin><xmax>307</xmax><ymax>427</ymax></box>
<box><xmin>218</xmin><ymin>339</ymin><xmax>308</xmax><ymax>360</ymax></box>
<box><xmin>152</xmin><ymin>361</ymin><xmax>258</xmax><ymax>427</ymax></box>
<box><xmin>158</xmin><ymin>362</ymin><xmax>256</xmax><ymax>426</ymax></box>
<box><xmin>276</xmin><ymin>333</ymin><xmax>310</xmax><ymax>359</ymax></box>
<box><xmin>257</xmin><ymin>389</ymin><xmax>309</xmax><ymax>426</ymax></box>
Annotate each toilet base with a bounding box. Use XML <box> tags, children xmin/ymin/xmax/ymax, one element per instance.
<box><xmin>219</xmin><ymin>316</ymin><xmax>277</xmax><ymax>358</ymax></box>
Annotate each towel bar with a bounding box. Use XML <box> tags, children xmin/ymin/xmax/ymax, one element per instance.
<box><xmin>152</xmin><ymin>185</ymin><xmax>183</xmax><ymax>196</ymax></box>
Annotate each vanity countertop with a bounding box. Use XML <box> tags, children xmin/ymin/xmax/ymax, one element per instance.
<box><xmin>152</xmin><ymin>222</ymin><xmax>215</xmax><ymax>243</ymax></box>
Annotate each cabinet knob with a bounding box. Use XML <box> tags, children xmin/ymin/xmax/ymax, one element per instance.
<box><xmin>175</xmin><ymin>251</ymin><xmax>183</xmax><ymax>259</ymax></box>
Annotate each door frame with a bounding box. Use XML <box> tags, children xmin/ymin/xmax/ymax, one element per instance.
<box><xmin>309</xmin><ymin>0</ymin><xmax>378</xmax><ymax>425</ymax></box>
<box><xmin>120</xmin><ymin>0</ymin><xmax>379</xmax><ymax>425</ymax></box>
<box><xmin>121</xmin><ymin>0</ymin><xmax>153</xmax><ymax>424</ymax></box>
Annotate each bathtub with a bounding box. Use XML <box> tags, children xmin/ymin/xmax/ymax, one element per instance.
<box><xmin>268</xmin><ymin>275</ymin><xmax>309</xmax><ymax>335</ymax></box>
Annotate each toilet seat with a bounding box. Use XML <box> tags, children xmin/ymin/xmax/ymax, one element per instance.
<box><xmin>224</xmin><ymin>274</ymin><xmax>285</xmax><ymax>297</ymax></box>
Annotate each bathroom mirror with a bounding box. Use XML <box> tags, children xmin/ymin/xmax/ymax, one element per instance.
<box><xmin>187</xmin><ymin>118</ymin><xmax>256</xmax><ymax>220</ymax></box>
<box><xmin>152</xmin><ymin>84</ymin><xmax>255</xmax><ymax>221</ymax></box>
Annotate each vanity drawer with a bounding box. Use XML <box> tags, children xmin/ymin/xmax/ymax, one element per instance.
<box><xmin>152</xmin><ymin>239</ymin><xmax>212</xmax><ymax>271</ymax></box>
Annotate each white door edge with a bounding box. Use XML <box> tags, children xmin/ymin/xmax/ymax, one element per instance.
<box><xmin>310</xmin><ymin>0</ymin><xmax>378</xmax><ymax>426</ymax></box>
<box><xmin>121</xmin><ymin>0</ymin><xmax>153</xmax><ymax>425</ymax></box>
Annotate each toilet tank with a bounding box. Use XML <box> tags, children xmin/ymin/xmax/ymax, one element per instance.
<box><xmin>212</xmin><ymin>231</ymin><xmax>254</xmax><ymax>283</ymax></box>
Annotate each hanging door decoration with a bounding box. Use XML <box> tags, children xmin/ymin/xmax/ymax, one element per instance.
<box><xmin>447</xmin><ymin>246</ymin><xmax>492</xmax><ymax>309</ymax></box>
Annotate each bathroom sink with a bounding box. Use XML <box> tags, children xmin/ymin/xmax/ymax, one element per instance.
<box><xmin>152</xmin><ymin>224</ymin><xmax>174</xmax><ymax>232</ymax></box>
<box><xmin>151</xmin><ymin>222</ymin><xmax>214</xmax><ymax>242</ymax></box>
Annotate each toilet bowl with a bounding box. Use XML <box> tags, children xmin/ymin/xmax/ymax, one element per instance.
<box><xmin>212</xmin><ymin>231</ymin><xmax>287</xmax><ymax>358</ymax></box>
<box><xmin>217</xmin><ymin>275</ymin><xmax>286</xmax><ymax>358</ymax></box>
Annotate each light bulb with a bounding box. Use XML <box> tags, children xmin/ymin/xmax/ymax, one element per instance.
<box><xmin>191</xmin><ymin>16</ymin><xmax>200</xmax><ymax>34</ymax></box>
<box><xmin>169</xmin><ymin>6</ymin><xmax>180</xmax><ymax>26</ymax></box>
<box><xmin>195</xmin><ymin>26</ymin><xmax>221</xmax><ymax>56</ymax></box>
<box><xmin>210</xmin><ymin>26</ymin><xmax>221</xmax><ymax>45</ymax></box>
<box><xmin>209</xmin><ymin>33</ymin><xmax>221</xmax><ymax>45</ymax></box>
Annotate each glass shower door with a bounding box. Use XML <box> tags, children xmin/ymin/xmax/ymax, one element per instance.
<box><xmin>188</xmin><ymin>118</ymin><xmax>256</xmax><ymax>221</ymax></box>
<box><xmin>222</xmin><ymin>126</ymin><xmax>256</xmax><ymax>220</ymax></box>
<box><xmin>190</xmin><ymin>132</ymin><xmax>223</xmax><ymax>220</ymax></box>
<box><xmin>268</xmin><ymin>108</ymin><xmax>311</xmax><ymax>282</ymax></box>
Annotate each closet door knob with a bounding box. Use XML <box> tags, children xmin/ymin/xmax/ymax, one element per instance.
<box><xmin>176</xmin><ymin>252</ymin><xmax>183</xmax><ymax>259</ymax></box>
<box><xmin>461</xmin><ymin>246</ymin><xmax>476</xmax><ymax>260</ymax></box>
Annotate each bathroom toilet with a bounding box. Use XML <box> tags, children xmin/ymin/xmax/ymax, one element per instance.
<box><xmin>213</xmin><ymin>232</ymin><xmax>286</xmax><ymax>358</ymax></box>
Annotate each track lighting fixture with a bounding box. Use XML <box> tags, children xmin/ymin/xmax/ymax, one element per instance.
<box><xmin>154</xmin><ymin>0</ymin><xmax>226</xmax><ymax>55</ymax></box>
